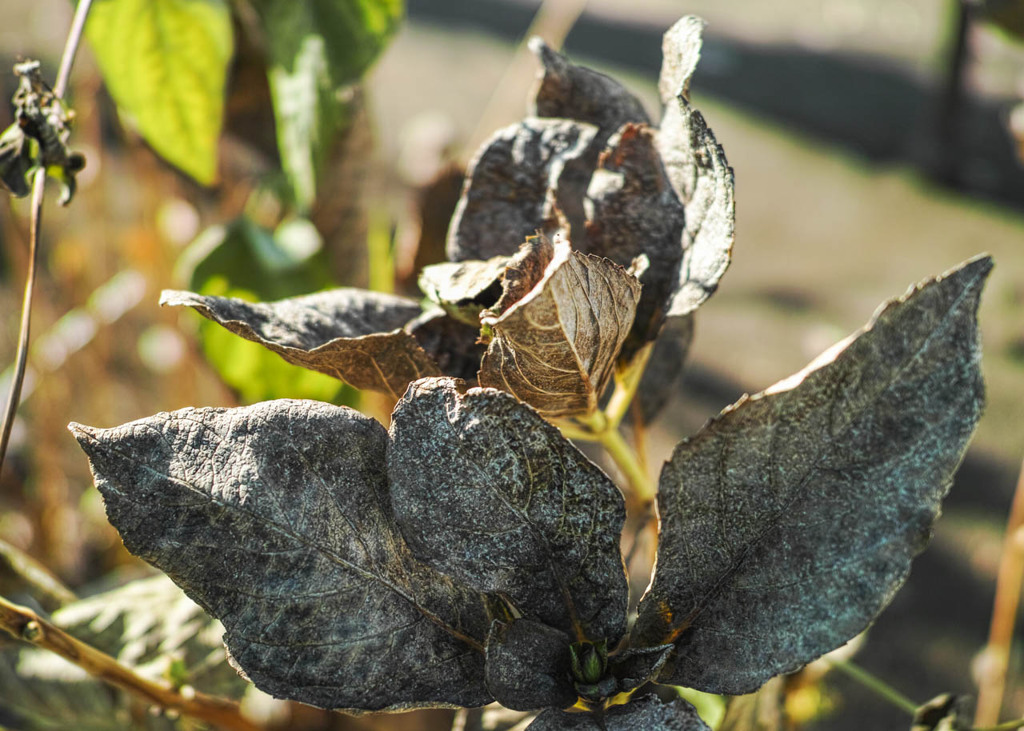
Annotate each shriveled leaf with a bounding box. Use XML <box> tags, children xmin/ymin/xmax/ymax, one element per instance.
<box><xmin>527</xmin><ymin>695</ymin><xmax>711</xmax><ymax>730</ymax></box>
<box><xmin>161</xmin><ymin>288</ymin><xmax>441</xmax><ymax>398</ymax></box>
<box><xmin>0</xmin><ymin>122</ymin><xmax>33</xmax><ymax>198</ymax></box>
<box><xmin>911</xmin><ymin>694</ymin><xmax>971</xmax><ymax>731</ymax></box>
<box><xmin>250</xmin><ymin>0</ymin><xmax>402</xmax><ymax>209</ymax></box>
<box><xmin>447</xmin><ymin>119</ymin><xmax>599</xmax><ymax>262</ymax></box>
<box><xmin>636</xmin><ymin>257</ymin><xmax>991</xmax><ymax>694</ymax></box>
<box><xmin>657</xmin><ymin>21</ymin><xmax>735</xmax><ymax>318</ymax></box>
<box><xmin>478</xmin><ymin>234</ymin><xmax>641</xmax><ymax>417</ymax></box>
<box><xmin>408</xmin><ymin>309</ymin><xmax>488</xmax><ymax>384</ymax></box>
<box><xmin>585</xmin><ymin>123</ymin><xmax>685</xmax><ymax>359</ymax></box>
<box><xmin>658</xmin><ymin>16</ymin><xmax>705</xmax><ymax>105</ymax></box>
<box><xmin>86</xmin><ymin>0</ymin><xmax>232</xmax><ymax>184</ymax></box>
<box><xmin>420</xmin><ymin>255</ymin><xmax>509</xmax><ymax>325</ymax></box>
<box><xmin>485</xmin><ymin>619</ymin><xmax>576</xmax><ymax>712</ymax></box>
<box><xmin>388</xmin><ymin>378</ymin><xmax>628</xmax><ymax>644</ymax></box>
<box><xmin>70</xmin><ymin>400</ymin><xmax>493</xmax><ymax>711</ymax></box>
<box><xmin>0</xmin><ymin>575</ymin><xmax>253</xmax><ymax>731</ymax></box>
<box><xmin>608</xmin><ymin>644</ymin><xmax>673</xmax><ymax>694</ymax></box>
<box><xmin>719</xmin><ymin>677</ymin><xmax>787</xmax><ymax>731</ymax></box>
<box><xmin>529</xmin><ymin>38</ymin><xmax>650</xmax><ymax>137</ymax></box>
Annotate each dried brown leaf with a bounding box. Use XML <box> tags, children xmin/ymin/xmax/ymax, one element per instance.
<box><xmin>387</xmin><ymin>378</ymin><xmax>628</xmax><ymax>644</ymax></box>
<box><xmin>477</xmin><ymin>235</ymin><xmax>641</xmax><ymax>417</ymax></box>
<box><xmin>636</xmin><ymin>256</ymin><xmax>991</xmax><ymax>694</ymax></box>
<box><xmin>70</xmin><ymin>401</ymin><xmax>494</xmax><ymax>711</ymax></box>
<box><xmin>419</xmin><ymin>255</ymin><xmax>510</xmax><ymax>325</ymax></box>
<box><xmin>161</xmin><ymin>288</ymin><xmax>440</xmax><ymax>398</ymax></box>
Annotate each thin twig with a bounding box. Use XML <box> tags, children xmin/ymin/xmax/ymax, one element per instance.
<box><xmin>0</xmin><ymin>0</ymin><xmax>94</xmax><ymax>480</ymax></box>
<box><xmin>975</xmin><ymin>718</ymin><xmax>1024</xmax><ymax>731</ymax></box>
<box><xmin>975</xmin><ymin>457</ymin><xmax>1024</xmax><ymax>726</ymax></box>
<box><xmin>0</xmin><ymin>594</ymin><xmax>261</xmax><ymax>731</ymax></box>
<box><xmin>0</xmin><ymin>538</ymin><xmax>76</xmax><ymax>610</ymax></box>
<box><xmin>824</xmin><ymin>657</ymin><xmax>919</xmax><ymax>716</ymax></box>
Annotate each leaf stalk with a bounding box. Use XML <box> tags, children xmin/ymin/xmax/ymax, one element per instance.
<box><xmin>824</xmin><ymin>657</ymin><xmax>919</xmax><ymax>716</ymax></box>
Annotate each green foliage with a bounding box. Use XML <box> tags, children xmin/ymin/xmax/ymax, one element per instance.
<box><xmin>85</xmin><ymin>0</ymin><xmax>233</xmax><ymax>185</ymax></box>
<box><xmin>249</xmin><ymin>0</ymin><xmax>404</xmax><ymax>209</ymax></box>
<box><xmin>179</xmin><ymin>216</ymin><xmax>354</xmax><ymax>404</ymax></box>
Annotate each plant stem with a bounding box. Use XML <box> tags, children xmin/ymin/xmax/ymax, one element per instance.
<box><xmin>825</xmin><ymin>658</ymin><xmax>919</xmax><ymax>716</ymax></box>
<box><xmin>975</xmin><ymin>718</ymin><xmax>1024</xmax><ymax>731</ymax></box>
<box><xmin>975</xmin><ymin>457</ymin><xmax>1024</xmax><ymax>726</ymax></box>
<box><xmin>0</xmin><ymin>0</ymin><xmax>93</xmax><ymax>482</ymax></box>
<box><xmin>599</xmin><ymin>425</ymin><xmax>655</xmax><ymax>506</ymax></box>
<box><xmin>0</xmin><ymin>538</ymin><xmax>76</xmax><ymax>610</ymax></box>
<box><xmin>0</xmin><ymin>594</ymin><xmax>262</xmax><ymax>731</ymax></box>
<box><xmin>605</xmin><ymin>345</ymin><xmax>652</xmax><ymax>429</ymax></box>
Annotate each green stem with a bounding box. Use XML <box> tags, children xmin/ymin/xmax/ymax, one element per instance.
<box><xmin>826</xmin><ymin>658</ymin><xmax>918</xmax><ymax>716</ymax></box>
<box><xmin>605</xmin><ymin>344</ymin><xmax>653</xmax><ymax>429</ymax></box>
<box><xmin>599</xmin><ymin>426</ymin><xmax>655</xmax><ymax>505</ymax></box>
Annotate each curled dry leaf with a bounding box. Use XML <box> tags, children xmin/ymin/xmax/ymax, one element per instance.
<box><xmin>485</xmin><ymin>619</ymin><xmax>577</xmax><ymax>712</ymax></box>
<box><xmin>387</xmin><ymin>378</ymin><xmax>629</xmax><ymax>643</ymax></box>
<box><xmin>407</xmin><ymin>309</ymin><xmax>488</xmax><ymax>384</ymax></box>
<box><xmin>585</xmin><ymin>123</ymin><xmax>686</xmax><ymax>360</ymax></box>
<box><xmin>477</xmin><ymin>234</ymin><xmax>641</xmax><ymax>417</ymax></box>
<box><xmin>527</xmin><ymin>695</ymin><xmax>711</xmax><ymax>731</ymax></box>
<box><xmin>529</xmin><ymin>37</ymin><xmax>650</xmax><ymax>139</ymax></box>
<box><xmin>419</xmin><ymin>255</ymin><xmax>510</xmax><ymax>325</ymax></box>
<box><xmin>657</xmin><ymin>18</ymin><xmax>735</xmax><ymax>318</ymax></box>
<box><xmin>70</xmin><ymin>401</ymin><xmax>495</xmax><ymax>711</ymax></box>
<box><xmin>447</xmin><ymin>119</ymin><xmax>599</xmax><ymax>262</ymax></box>
<box><xmin>636</xmin><ymin>256</ymin><xmax>991</xmax><ymax>694</ymax></box>
<box><xmin>161</xmin><ymin>288</ymin><xmax>440</xmax><ymax>398</ymax></box>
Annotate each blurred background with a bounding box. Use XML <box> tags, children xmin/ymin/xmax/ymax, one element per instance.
<box><xmin>1</xmin><ymin>0</ymin><xmax>1024</xmax><ymax>729</ymax></box>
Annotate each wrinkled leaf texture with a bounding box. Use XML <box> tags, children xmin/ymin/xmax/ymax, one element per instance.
<box><xmin>161</xmin><ymin>288</ymin><xmax>439</xmax><ymax>398</ymax></box>
<box><xmin>477</xmin><ymin>235</ymin><xmax>641</xmax><ymax>417</ymax></box>
<box><xmin>86</xmin><ymin>0</ymin><xmax>233</xmax><ymax>184</ymax></box>
<box><xmin>637</xmin><ymin>256</ymin><xmax>991</xmax><ymax>694</ymax></box>
<box><xmin>71</xmin><ymin>400</ymin><xmax>495</xmax><ymax>711</ymax></box>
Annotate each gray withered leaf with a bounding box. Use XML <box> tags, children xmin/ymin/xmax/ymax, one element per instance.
<box><xmin>70</xmin><ymin>400</ymin><xmax>495</xmax><ymax>711</ymax></box>
<box><xmin>607</xmin><ymin>643</ymin><xmax>674</xmax><ymax>694</ymax></box>
<box><xmin>526</xmin><ymin>695</ymin><xmax>711</xmax><ymax>731</ymax></box>
<box><xmin>657</xmin><ymin>19</ymin><xmax>735</xmax><ymax>318</ymax></box>
<box><xmin>407</xmin><ymin>308</ymin><xmax>488</xmax><ymax>384</ymax></box>
<box><xmin>419</xmin><ymin>255</ymin><xmax>510</xmax><ymax>325</ymax></box>
<box><xmin>387</xmin><ymin>378</ymin><xmax>628</xmax><ymax>645</ymax></box>
<box><xmin>447</xmin><ymin>119</ymin><xmax>599</xmax><ymax>262</ymax></box>
<box><xmin>484</xmin><ymin>618</ymin><xmax>577</xmax><ymax>712</ymax></box>
<box><xmin>635</xmin><ymin>256</ymin><xmax>992</xmax><ymax>694</ymax></box>
<box><xmin>528</xmin><ymin>37</ymin><xmax>651</xmax><ymax>138</ymax></box>
<box><xmin>160</xmin><ymin>288</ymin><xmax>441</xmax><ymax>398</ymax></box>
<box><xmin>635</xmin><ymin>314</ymin><xmax>694</xmax><ymax>424</ymax></box>
<box><xmin>585</xmin><ymin>123</ymin><xmax>686</xmax><ymax>361</ymax></box>
<box><xmin>477</xmin><ymin>234</ymin><xmax>641</xmax><ymax>417</ymax></box>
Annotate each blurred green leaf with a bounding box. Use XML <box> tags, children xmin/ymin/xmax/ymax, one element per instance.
<box><xmin>0</xmin><ymin>575</ymin><xmax>251</xmax><ymax>730</ymax></box>
<box><xmin>86</xmin><ymin>0</ymin><xmax>233</xmax><ymax>185</ymax></box>
<box><xmin>250</xmin><ymin>0</ymin><xmax>403</xmax><ymax>209</ymax></box>
<box><xmin>178</xmin><ymin>216</ymin><xmax>356</xmax><ymax>405</ymax></box>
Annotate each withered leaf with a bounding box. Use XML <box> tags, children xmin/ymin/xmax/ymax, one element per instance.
<box><xmin>485</xmin><ymin>619</ymin><xmax>576</xmax><ymax>712</ymax></box>
<box><xmin>585</xmin><ymin>123</ymin><xmax>686</xmax><ymax>360</ymax></box>
<box><xmin>635</xmin><ymin>314</ymin><xmax>694</xmax><ymax>424</ymax></box>
<box><xmin>447</xmin><ymin>119</ymin><xmax>599</xmax><ymax>262</ymax></box>
<box><xmin>608</xmin><ymin>644</ymin><xmax>674</xmax><ymax>694</ymax></box>
<box><xmin>529</xmin><ymin>38</ymin><xmax>650</xmax><ymax>138</ymax></box>
<box><xmin>419</xmin><ymin>255</ymin><xmax>510</xmax><ymax>325</ymax></box>
<box><xmin>477</xmin><ymin>234</ymin><xmax>641</xmax><ymax>417</ymax></box>
<box><xmin>635</xmin><ymin>256</ymin><xmax>991</xmax><ymax>694</ymax></box>
<box><xmin>658</xmin><ymin>16</ymin><xmax>706</xmax><ymax>105</ymax></box>
<box><xmin>161</xmin><ymin>288</ymin><xmax>440</xmax><ymax>398</ymax></box>
<box><xmin>70</xmin><ymin>400</ymin><xmax>494</xmax><ymax>711</ymax></box>
<box><xmin>408</xmin><ymin>309</ymin><xmax>488</xmax><ymax>384</ymax></box>
<box><xmin>388</xmin><ymin>378</ymin><xmax>628</xmax><ymax>644</ymax></box>
<box><xmin>719</xmin><ymin>677</ymin><xmax>787</xmax><ymax>731</ymax></box>
<box><xmin>526</xmin><ymin>695</ymin><xmax>711</xmax><ymax>730</ymax></box>
<box><xmin>657</xmin><ymin>20</ymin><xmax>735</xmax><ymax>318</ymax></box>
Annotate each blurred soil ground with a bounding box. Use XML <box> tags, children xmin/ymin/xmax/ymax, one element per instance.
<box><xmin>1</xmin><ymin>0</ymin><xmax>1024</xmax><ymax>729</ymax></box>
